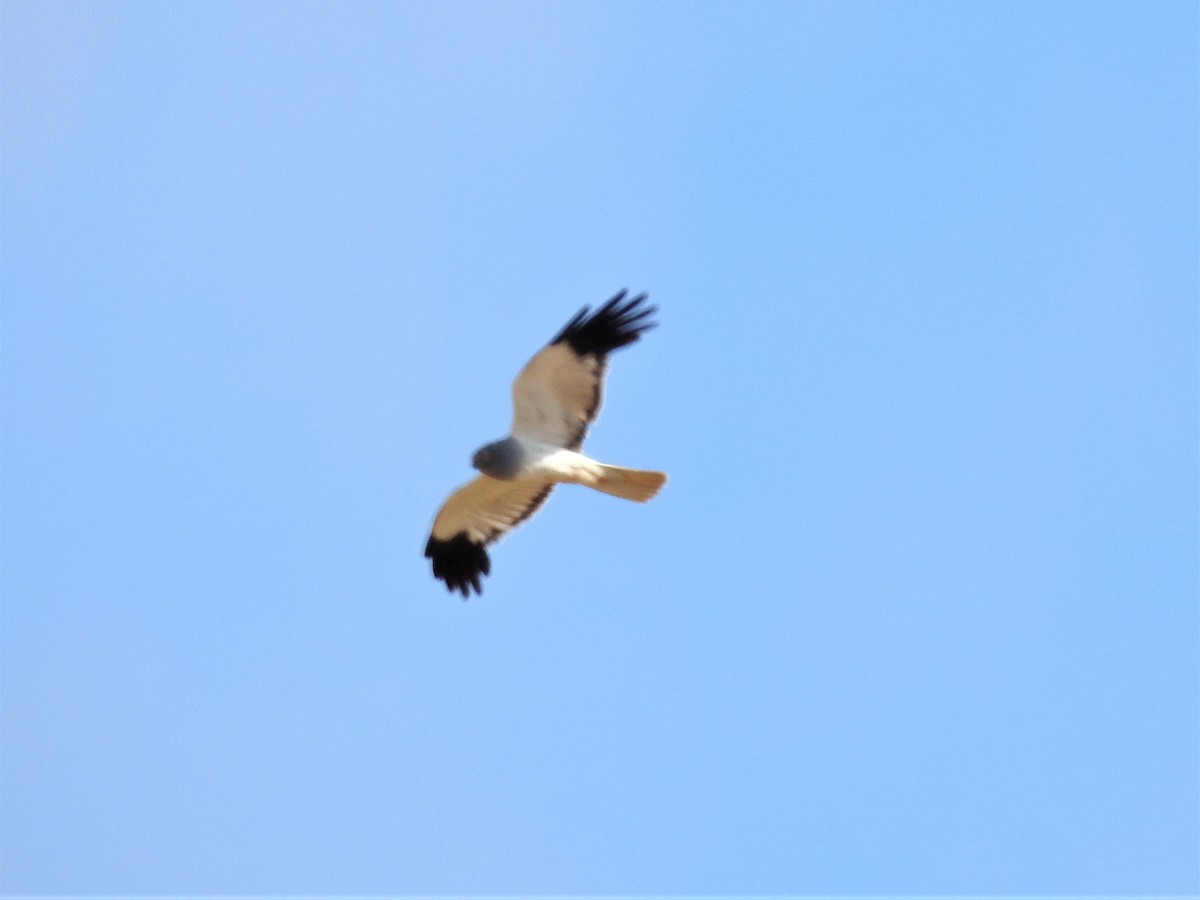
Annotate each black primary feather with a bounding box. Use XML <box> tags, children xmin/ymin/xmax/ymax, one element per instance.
<box><xmin>550</xmin><ymin>289</ymin><xmax>657</xmax><ymax>358</ymax></box>
<box><xmin>424</xmin><ymin>533</ymin><xmax>490</xmax><ymax>598</ymax></box>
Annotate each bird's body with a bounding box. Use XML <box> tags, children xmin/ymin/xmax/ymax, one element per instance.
<box><xmin>425</xmin><ymin>290</ymin><xmax>665</xmax><ymax>597</ymax></box>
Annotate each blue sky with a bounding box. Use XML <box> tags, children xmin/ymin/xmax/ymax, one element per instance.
<box><xmin>2</xmin><ymin>1</ymin><xmax>1196</xmax><ymax>896</ymax></box>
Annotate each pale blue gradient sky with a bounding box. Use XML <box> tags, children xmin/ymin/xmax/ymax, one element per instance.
<box><xmin>2</xmin><ymin>2</ymin><xmax>1197</xmax><ymax>896</ymax></box>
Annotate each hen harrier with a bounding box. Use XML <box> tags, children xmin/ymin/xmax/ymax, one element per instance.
<box><xmin>425</xmin><ymin>290</ymin><xmax>666</xmax><ymax>597</ymax></box>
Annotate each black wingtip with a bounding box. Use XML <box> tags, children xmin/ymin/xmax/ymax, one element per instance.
<box><xmin>424</xmin><ymin>532</ymin><xmax>490</xmax><ymax>598</ymax></box>
<box><xmin>550</xmin><ymin>289</ymin><xmax>657</xmax><ymax>358</ymax></box>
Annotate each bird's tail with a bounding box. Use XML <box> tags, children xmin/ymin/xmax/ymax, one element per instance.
<box><xmin>590</xmin><ymin>465</ymin><xmax>668</xmax><ymax>502</ymax></box>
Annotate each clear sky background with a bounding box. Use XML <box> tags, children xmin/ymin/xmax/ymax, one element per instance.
<box><xmin>2</xmin><ymin>2</ymin><xmax>1196</xmax><ymax>897</ymax></box>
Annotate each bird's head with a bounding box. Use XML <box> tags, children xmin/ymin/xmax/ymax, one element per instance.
<box><xmin>471</xmin><ymin>438</ymin><xmax>523</xmax><ymax>479</ymax></box>
<box><xmin>471</xmin><ymin>445</ymin><xmax>493</xmax><ymax>471</ymax></box>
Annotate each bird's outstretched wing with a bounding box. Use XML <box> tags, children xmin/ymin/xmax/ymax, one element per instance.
<box><xmin>424</xmin><ymin>476</ymin><xmax>555</xmax><ymax>597</ymax></box>
<box><xmin>510</xmin><ymin>290</ymin><xmax>657</xmax><ymax>450</ymax></box>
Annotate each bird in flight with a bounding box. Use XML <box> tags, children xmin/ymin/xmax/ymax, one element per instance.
<box><xmin>425</xmin><ymin>290</ymin><xmax>667</xmax><ymax>597</ymax></box>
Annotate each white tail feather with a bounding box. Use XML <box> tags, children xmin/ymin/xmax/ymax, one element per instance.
<box><xmin>589</xmin><ymin>465</ymin><xmax>668</xmax><ymax>502</ymax></box>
